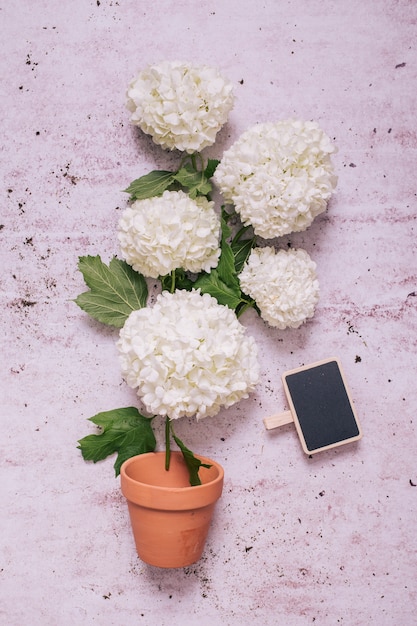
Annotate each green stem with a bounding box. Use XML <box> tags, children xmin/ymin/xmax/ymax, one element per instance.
<box><xmin>179</xmin><ymin>152</ymin><xmax>203</xmax><ymax>172</ymax></box>
<box><xmin>165</xmin><ymin>416</ymin><xmax>171</xmax><ymax>471</ymax></box>
<box><xmin>236</xmin><ymin>298</ymin><xmax>256</xmax><ymax>318</ymax></box>
<box><xmin>170</xmin><ymin>269</ymin><xmax>176</xmax><ymax>293</ymax></box>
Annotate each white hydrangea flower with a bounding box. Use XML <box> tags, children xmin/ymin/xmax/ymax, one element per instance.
<box><xmin>117</xmin><ymin>289</ymin><xmax>259</xmax><ymax>420</ymax></box>
<box><xmin>214</xmin><ymin>119</ymin><xmax>337</xmax><ymax>238</ymax></box>
<box><xmin>117</xmin><ymin>190</ymin><xmax>221</xmax><ymax>279</ymax></box>
<box><xmin>239</xmin><ymin>247</ymin><xmax>319</xmax><ymax>329</ymax></box>
<box><xmin>126</xmin><ymin>61</ymin><xmax>235</xmax><ymax>153</ymax></box>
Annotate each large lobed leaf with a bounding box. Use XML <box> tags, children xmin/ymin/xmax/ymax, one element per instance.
<box><xmin>77</xmin><ymin>407</ymin><xmax>156</xmax><ymax>476</ymax></box>
<box><xmin>75</xmin><ymin>255</ymin><xmax>148</xmax><ymax>328</ymax></box>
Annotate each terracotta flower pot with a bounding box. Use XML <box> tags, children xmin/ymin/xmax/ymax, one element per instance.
<box><xmin>120</xmin><ymin>451</ymin><xmax>224</xmax><ymax>568</ymax></box>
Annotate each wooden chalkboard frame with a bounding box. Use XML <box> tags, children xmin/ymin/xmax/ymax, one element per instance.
<box><xmin>264</xmin><ymin>357</ymin><xmax>363</xmax><ymax>455</ymax></box>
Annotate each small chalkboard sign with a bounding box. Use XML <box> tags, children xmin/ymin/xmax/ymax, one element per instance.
<box><xmin>263</xmin><ymin>358</ymin><xmax>362</xmax><ymax>455</ymax></box>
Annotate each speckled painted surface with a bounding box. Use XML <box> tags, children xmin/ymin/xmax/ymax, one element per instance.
<box><xmin>1</xmin><ymin>1</ymin><xmax>416</xmax><ymax>625</ymax></box>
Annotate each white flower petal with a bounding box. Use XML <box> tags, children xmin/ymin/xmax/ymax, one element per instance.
<box><xmin>117</xmin><ymin>289</ymin><xmax>260</xmax><ymax>420</ymax></box>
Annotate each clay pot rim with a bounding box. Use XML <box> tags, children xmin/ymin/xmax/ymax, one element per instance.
<box><xmin>121</xmin><ymin>451</ymin><xmax>224</xmax><ymax>491</ymax></box>
<box><xmin>120</xmin><ymin>451</ymin><xmax>224</xmax><ymax>510</ymax></box>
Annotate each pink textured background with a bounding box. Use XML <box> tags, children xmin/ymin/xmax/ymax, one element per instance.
<box><xmin>1</xmin><ymin>1</ymin><xmax>416</xmax><ymax>624</ymax></box>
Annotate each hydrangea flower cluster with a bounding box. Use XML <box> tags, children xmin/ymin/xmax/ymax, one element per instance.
<box><xmin>117</xmin><ymin>289</ymin><xmax>260</xmax><ymax>421</ymax></box>
<box><xmin>214</xmin><ymin>119</ymin><xmax>337</xmax><ymax>238</ymax></box>
<box><xmin>117</xmin><ymin>190</ymin><xmax>221</xmax><ymax>278</ymax></box>
<box><xmin>126</xmin><ymin>61</ymin><xmax>235</xmax><ymax>153</ymax></box>
<box><xmin>239</xmin><ymin>247</ymin><xmax>319</xmax><ymax>329</ymax></box>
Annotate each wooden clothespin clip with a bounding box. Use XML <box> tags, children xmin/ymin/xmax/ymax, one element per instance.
<box><xmin>263</xmin><ymin>410</ymin><xmax>293</xmax><ymax>430</ymax></box>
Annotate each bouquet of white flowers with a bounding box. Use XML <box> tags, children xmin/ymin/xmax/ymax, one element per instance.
<box><xmin>76</xmin><ymin>61</ymin><xmax>337</xmax><ymax>485</ymax></box>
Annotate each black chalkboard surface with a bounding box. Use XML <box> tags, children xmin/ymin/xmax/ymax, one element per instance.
<box><xmin>282</xmin><ymin>358</ymin><xmax>362</xmax><ymax>454</ymax></box>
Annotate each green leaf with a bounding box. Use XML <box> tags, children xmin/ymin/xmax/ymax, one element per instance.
<box><xmin>75</xmin><ymin>255</ymin><xmax>148</xmax><ymax>327</ymax></box>
<box><xmin>77</xmin><ymin>407</ymin><xmax>156</xmax><ymax>477</ymax></box>
<box><xmin>124</xmin><ymin>170</ymin><xmax>175</xmax><ymax>200</ymax></box>
<box><xmin>217</xmin><ymin>218</ymin><xmax>237</xmax><ymax>286</ymax></box>
<box><xmin>193</xmin><ymin>214</ymin><xmax>243</xmax><ymax>309</ymax></box>
<box><xmin>204</xmin><ymin>158</ymin><xmax>220</xmax><ymax>179</ymax></box>
<box><xmin>231</xmin><ymin>231</ymin><xmax>255</xmax><ymax>274</ymax></box>
<box><xmin>171</xmin><ymin>432</ymin><xmax>211</xmax><ymax>487</ymax></box>
<box><xmin>220</xmin><ymin>209</ymin><xmax>255</xmax><ymax>267</ymax></box>
<box><xmin>173</xmin><ymin>165</ymin><xmax>212</xmax><ymax>199</ymax></box>
<box><xmin>193</xmin><ymin>269</ymin><xmax>242</xmax><ymax>309</ymax></box>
